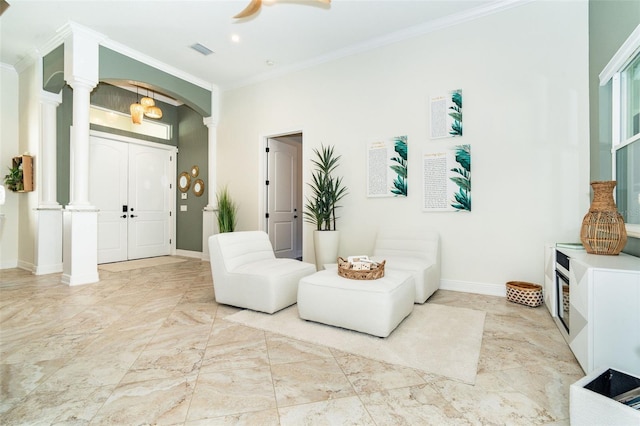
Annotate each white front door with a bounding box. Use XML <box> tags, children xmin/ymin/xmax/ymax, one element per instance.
<box><xmin>267</xmin><ymin>138</ymin><xmax>301</xmax><ymax>258</ymax></box>
<box><xmin>127</xmin><ymin>143</ymin><xmax>172</xmax><ymax>260</ymax></box>
<box><xmin>90</xmin><ymin>135</ymin><xmax>174</xmax><ymax>263</ymax></box>
<box><xmin>90</xmin><ymin>137</ymin><xmax>128</xmax><ymax>263</ymax></box>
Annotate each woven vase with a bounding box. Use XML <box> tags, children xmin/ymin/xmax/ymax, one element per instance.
<box><xmin>580</xmin><ymin>181</ymin><xmax>627</xmax><ymax>255</ymax></box>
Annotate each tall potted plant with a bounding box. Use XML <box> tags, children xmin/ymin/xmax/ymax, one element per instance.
<box><xmin>216</xmin><ymin>186</ymin><xmax>238</xmax><ymax>233</ymax></box>
<box><xmin>303</xmin><ymin>144</ymin><xmax>348</xmax><ymax>270</ymax></box>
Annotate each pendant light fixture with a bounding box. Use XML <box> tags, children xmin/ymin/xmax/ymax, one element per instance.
<box><xmin>143</xmin><ymin>90</ymin><xmax>163</xmax><ymax>119</ymax></box>
<box><xmin>130</xmin><ymin>87</ymin><xmax>144</xmax><ymax>124</ymax></box>
<box><xmin>130</xmin><ymin>86</ymin><xmax>163</xmax><ymax>123</ymax></box>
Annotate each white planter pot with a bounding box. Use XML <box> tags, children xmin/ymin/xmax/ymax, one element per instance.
<box><xmin>313</xmin><ymin>230</ymin><xmax>340</xmax><ymax>270</ymax></box>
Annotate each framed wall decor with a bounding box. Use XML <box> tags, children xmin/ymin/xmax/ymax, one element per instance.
<box><xmin>422</xmin><ymin>144</ymin><xmax>471</xmax><ymax>212</ymax></box>
<box><xmin>190</xmin><ymin>165</ymin><xmax>199</xmax><ymax>178</ymax></box>
<box><xmin>367</xmin><ymin>135</ymin><xmax>408</xmax><ymax>197</ymax></box>
<box><xmin>178</xmin><ymin>172</ymin><xmax>191</xmax><ymax>192</ymax></box>
<box><xmin>430</xmin><ymin>89</ymin><xmax>463</xmax><ymax>139</ymax></box>
<box><xmin>193</xmin><ymin>179</ymin><xmax>204</xmax><ymax>197</ymax></box>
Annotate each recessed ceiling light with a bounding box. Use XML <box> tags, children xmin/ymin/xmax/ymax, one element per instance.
<box><xmin>266</xmin><ymin>60</ymin><xmax>274</xmax><ymax>66</ymax></box>
<box><xmin>231</xmin><ymin>34</ymin><xmax>241</xmax><ymax>43</ymax></box>
<box><xmin>190</xmin><ymin>43</ymin><xmax>214</xmax><ymax>56</ymax></box>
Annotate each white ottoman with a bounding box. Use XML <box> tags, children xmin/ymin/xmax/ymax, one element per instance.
<box><xmin>297</xmin><ymin>269</ymin><xmax>415</xmax><ymax>337</ymax></box>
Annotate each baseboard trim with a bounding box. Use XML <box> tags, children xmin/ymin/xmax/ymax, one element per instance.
<box><xmin>440</xmin><ymin>279</ymin><xmax>506</xmax><ymax>297</ymax></box>
<box><xmin>35</xmin><ymin>264</ymin><xmax>63</xmax><ymax>275</ymax></box>
<box><xmin>0</xmin><ymin>260</ymin><xmax>19</xmax><ymax>270</ymax></box>
<box><xmin>17</xmin><ymin>260</ymin><xmax>35</xmax><ymax>273</ymax></box>
<box><xmin>175</xmin><ymin>249</ymin><xmax>202</xmax><ymax>259</ymax></box>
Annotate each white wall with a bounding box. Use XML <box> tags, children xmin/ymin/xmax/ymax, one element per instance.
<box><xmin>16</xmin><ymin>61</ymin><xmax>41</xmax><ymax>271</ymax></box>
<box><xmin>0</xmin><ymin>64</ymin><xmax>19</xmax><ymax>269</ymax></box>
<box><xmin>218</xmin><ymin>0</ymin><xmax>590</xmax><ymax>294</ymax></box>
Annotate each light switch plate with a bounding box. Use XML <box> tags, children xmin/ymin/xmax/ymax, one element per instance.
<box><xmin>180</xmin><ymin>205</ymin><xmax>187</xmax><ymax>212</ymax></box>
<box><xmin>181</xmin><ymin>193</ymin><xmax>187</xmax><ymax>200</ymax></box>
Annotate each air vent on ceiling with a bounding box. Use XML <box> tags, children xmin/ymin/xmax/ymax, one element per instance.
<box><xmin>190</xmin><ymin>43</ymin><xmax>214</xmax><ymax>56</ymax></box>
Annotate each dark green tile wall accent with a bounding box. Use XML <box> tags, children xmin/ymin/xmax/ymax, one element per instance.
<box><xmin>176</xmin><ymin>105</ymin><xmax>209</xmax><ymax>252</ymax></box>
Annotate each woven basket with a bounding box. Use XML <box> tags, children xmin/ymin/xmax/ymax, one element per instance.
<box><xmin>506</xmin><ymin>281</ymin><xmax>543</xmax><ymax>307</ymax></box>
<box><xmin>337</xmin><ymin>257</ymin><xmax>385</xmax><ymax>280</ymax></box>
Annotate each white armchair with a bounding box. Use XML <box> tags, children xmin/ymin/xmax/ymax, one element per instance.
<box><xmin>370</xmin><ymin>228</ymin><xmax>441</xmax><ymax>304</ymax></box>
<box><xmin>208</xmin><ymin>231</ymin><xmax>316</xmax><ymax>313</ymax></box>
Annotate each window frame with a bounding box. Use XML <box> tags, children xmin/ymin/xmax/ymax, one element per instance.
<box><xmin>600</xmin><ymin>24</ymin><xmax>640</xmax><ymax>238</ymax></box>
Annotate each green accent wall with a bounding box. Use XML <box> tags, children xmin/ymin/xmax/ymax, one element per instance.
<box><xmin>589</xmin><ymin>0</ymin><xmax>640</xmax><ymax>181</ymax></box>
<box><xmin>56</xmin><ymin>83</ymin><xmax>209</xmax><ymax>253</ymax></box>
<box><xmin>43</xmin><ymin>45</ymin><xmax>65</xmax><ymax>93</ymax></box>
<box><xmin>176</xmin><ymin>105</ymin><xmax>209</xmax><ymax>252</ymax></box>
<box><xmin>589</xmin><ymin>0</ymin><xmax>640</xmax><ymax>256</ymax></box>
<box><xmin>90</xmin><ymin>83</ymin><xmax>179</xmax><ymax>146</ymax></box>
<box><xmin>56</xmin><ymin>86</ymin><xmax>72</xmax><ymax>206</ymax></box>
<box><xmin>56</xmin><ymin>83</ymin><xmax>179</xmax><ymax>206</ymax></box>
<box><xmin>99</xmin><ymin>47</ymin><xmax>211</xmax><ymax>117</ymax></box>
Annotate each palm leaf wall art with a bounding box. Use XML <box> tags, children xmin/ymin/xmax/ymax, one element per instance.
<box><xmin>389</xmin><ymin>136</ymin><xmax>408</xmax><ymax>196</ymax></box>
<box><xmin>450</xmin><ymin>144</ymin><xmax>471</xmax><ymax>211</ymax></box>
<box><xmin>449</xmin><ymin>90</ymin><xmax>463</xmax><ymax>136</ymax></box>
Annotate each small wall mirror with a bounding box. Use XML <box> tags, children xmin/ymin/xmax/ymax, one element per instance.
<box><xmin>193</xmin><ymin>179</ymin><xmax>204</xmax><ymax>197</ymax></box>
<box><xmin>191</xmin><ymin>165</ymin><xmax>199</xmax><ymax>178</ymax></box>
<box><xmin>178</xmin><ymin>172</ymin><xmax>191</xmax><ymax>192</ymax></box>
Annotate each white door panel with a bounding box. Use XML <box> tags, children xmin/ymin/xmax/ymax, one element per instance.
<box><xmin>90</xmin><ymin>137</ymin><xmax>128</xmax><ymax>263</ymax></box>
<box><xmin>267</xmin><ymin>139</ymin><xmax>300</xmax><ymax>258</ymax></box>
<box><xmin>127</xmin><ymin>144</ymin><xmax>171</xmax><ymax>260</ymax></box>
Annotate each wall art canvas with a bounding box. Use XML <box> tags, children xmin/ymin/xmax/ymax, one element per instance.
<box><xmin>367</xmin><ymin>136</ymin><xmax>408</xmax><ymax>197</ymax></box>
<box><xmin>422</xmin><ymin>144</ymin><xmax>471</xmax><ymax>212</ymax></box>
<box><xmin>430</xmin><ymin>89</ymin><xmax>463</xmax><ymax>139</ymax></box>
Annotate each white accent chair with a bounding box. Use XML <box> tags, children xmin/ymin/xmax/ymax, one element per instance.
<box><xmin>208</xmin><ymin>231</ymin><xmax>316</xmax><ymax>314</ymax></box>
<box><xmin>370</xmin><ymin>228</ymin><xmax>441</xmax><ymax>304</ymax></box>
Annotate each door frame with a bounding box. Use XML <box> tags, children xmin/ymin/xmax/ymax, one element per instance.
<box><xmin>258</xmin><ymin>128</ymin><xmax>304</xmax><ymax>258</ymax></box>
<box><xmin>89</xmin><ymin>130</ymin><xmax>177</xmax><ymax>257</ymax></box>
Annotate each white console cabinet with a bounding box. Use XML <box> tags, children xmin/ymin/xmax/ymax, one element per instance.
<box><xmin>545</xmin><ymin>245</ymin><xmax>640</xmax><ymax>376</ymax></box>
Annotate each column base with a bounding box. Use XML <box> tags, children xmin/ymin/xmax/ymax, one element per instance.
<box><xmin>202</xmin><ymin>209</ymin><xmax>219</xmax><ymax>261</ymax></box>
<box><xmin>62</xmin><ymin>209</ymin><xmax>99</xmax><ymax>286</ymax></box>
<box><xmin>34</xmin><ymin>208</ymin><xmax>63</xmax><ymax>275</ymax></box>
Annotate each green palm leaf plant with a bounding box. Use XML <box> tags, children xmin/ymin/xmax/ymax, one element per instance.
<box><xmin>3</xmin><ymin>164</ymin><xmax>23</xmax><ymax>192</ymax></box>
<box><xmin>449</xmin><ymin>90</ymin><xmax>463</xmax><ymax>136</ymax></box>
<box><xmin>303</xmin><ymin>144</ymin><xmax>348</xmax><ymax>231</ymax></box>
<box><xmin>216</xmin><ymin>186</ymin><xmax>238</xmax><ymax>233</ymax></box>
<box><xmin>389</xmin><ymin>136</ymin><xmax>408</xmax><ymax>196</ymax></box>
<box><xmin>450</xmin><ymin>144</ymin><xmax>471</xmax><ymax>211</ymax></box>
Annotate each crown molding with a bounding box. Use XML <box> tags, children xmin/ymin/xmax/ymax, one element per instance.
<box><xmin>224</xmin><ymin>0</ymin><xmax>533</xmax><ymax>91</ymax></box>
<box><xmin>0</xmin><ymin>62</ymin><xmax>16</xmax><ymax>73</ymax></box>
<box><xmin>100</xmin><ymin>37</ymin><xmax>214</xmax><ymax>92</ymax></box>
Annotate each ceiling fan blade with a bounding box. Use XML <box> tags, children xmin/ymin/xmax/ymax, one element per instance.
<box><xmin>233</xmin><ymin>0</ymin><xmax>262</xmax><ymax>19</ymax></box>
<box><xmin>315</xmin><ymin>0</ymin><xmax>331</xmax><ymax>4</ymax></box>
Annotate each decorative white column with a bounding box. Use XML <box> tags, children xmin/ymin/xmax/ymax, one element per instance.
<box><xmin>61</xmin><ymin>25</ymin><xmax>101</xmax><ymax>285</ymax></box>
<box><xmin>34</xmin><ymin>90</ymin><xmax>63</xmax><ymax>275</ymax></box>
<box><xmin>202</xmin><ymin>87</ymin><xmax>220</xmax><ymax>260</ymax></box>
<box><xmin>39</xmin><ymin>91</ymin><xmax>62</xmax><ymax>208</ymax></box>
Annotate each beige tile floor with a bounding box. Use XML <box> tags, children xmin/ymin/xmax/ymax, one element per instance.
<box><xmin>0</xmin><ymin>257</ymin><xmax>584</xmax><ymax>425</ymax></box>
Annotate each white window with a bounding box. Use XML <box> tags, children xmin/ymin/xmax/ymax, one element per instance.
<box><xmin>89</xmin><ymin>106</ymin><xmax>172</xmax><ymax>140</ymax></box>
<box><xmin>601</xmin><ymin>25</ymin><xmax>640</xmax><ymax>238</ymax></box>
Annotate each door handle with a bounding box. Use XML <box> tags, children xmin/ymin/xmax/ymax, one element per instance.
<box><xmin>294</xmin><ymin>215</ymin><xmax>298</xmax><ymax>219</ymax></box>
<box><xmin>121</xmin><ymin>214</ymin><xmax>127</xmax><ymax>219</ymax></box>
<box><xmin>130</xmin><ymin>214</ymin><xmax>138</xmax><ymax>218</ymax></box>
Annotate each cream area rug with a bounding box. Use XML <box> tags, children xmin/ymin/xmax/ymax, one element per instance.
<box><xmin>98</xmin><ymin>256</ymin><xmax>187</xmax><ymax>272</ymax></box>
<box><xmin>225</xmin><ymin>302</ymin><xmax>485</xmax><ymax>384</ymax></box>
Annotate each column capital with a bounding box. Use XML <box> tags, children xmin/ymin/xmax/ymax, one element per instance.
<box><xmin>66</xmin><ymin>77</ymin><xmax>97</xmax><ymax>92</ymax></box>
<box><xmin>64</xmin><ymin>24</ymin><xmax>100</xmax><ymax>89</ymax></box>
<box><xmin>40</xmin><ymin>90</ymin><xmax>62</xmax><ymax>106</ymax></box>
<box><xmin>203</xmin><ymin>116</ymin><xmax>217</xmax><ymax>128</ymax></box>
